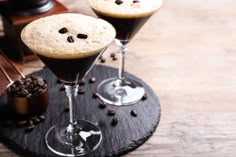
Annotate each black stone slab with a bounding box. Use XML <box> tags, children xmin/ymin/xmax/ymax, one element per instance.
<box><xmin>0</xmin><ymin>65</ymin><xmax>161</xmax><ymax>157</ymax></box>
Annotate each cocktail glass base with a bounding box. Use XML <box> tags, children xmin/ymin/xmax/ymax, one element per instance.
<box><xmin>45</xmin><ymin>120</ymin><xmax>102</xmax><ymax>157</ymax></box>
<box><xmin>97</xmin><ymin>77</ymin><xmax>145</xmax><ymax>106</ymax></box>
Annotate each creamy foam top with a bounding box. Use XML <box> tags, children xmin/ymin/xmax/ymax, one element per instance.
<box><xmin>21</xmin><ymin>13</ymin><xmax>116</xmax><ymax>59</ymax></box>
<box><xmin>88</xmin><ymin>0</ymin><xmax>163</xmax><ymax>18</ymax></box>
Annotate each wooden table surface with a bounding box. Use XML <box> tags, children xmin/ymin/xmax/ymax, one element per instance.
<box><xmin>1</xmin><ymin>0</ymin><xmax>236</xmax><ymax>156</ymax></box>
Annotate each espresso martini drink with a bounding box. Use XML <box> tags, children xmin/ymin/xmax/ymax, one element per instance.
<box><xmin>88</xmin><ymin>0</ymin><xmax>163</xmax><ymax>106</ymax></box>
<box><xmin>21</xmin><ymin>13</ymin><xmax>115</xmax><ymax>156</ymax></box>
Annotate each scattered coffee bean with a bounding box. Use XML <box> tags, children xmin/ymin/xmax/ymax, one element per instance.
<box><xmin>78</xmin><ymin>78</ymin><xmax>86</xmax><ymax>85</ymax></box>
<box><xmin>115</xmin><ymin>0</ymin><xmax>123</xmax><ymax>5</ymax></box>
<box><xmin>28</xmin><ymin>120</ymin><xmax>34</xmax><ymax>126</ymax></box>
<box><xmin>111</xmin><ymin>117</ymin><xmax>118</xmax><ymax>126</ymax></box>
<box><xmin>110</xmin><ymin>52</ymin><xmax>116</xmax><ymax>58</ymax></box>
<box><xmin>17</xmin><ymin>120</ymin><xmax>28</xmax><ymax>126</ymax></box>
<box><xmin>93</xmin><ymin>92</ymin><xmax>99</xmax><ymax>98</ymax></box>
<box><xmin>59</xmin><ymin>27</ymin><xmax>68</xmax><ymax>34</ymax></box>
<box><xmin>130</xmin><ymin>110</ymin><xmax>137</xmax><ymax>117</ymax></box>
<box><xmin>67</xmin><ymin>36</ymin><xmax>74</xmax><ymax>43</ymax></box>
<box><xmin>142</xmin><ymin>93</ymin><xmax>148</xmax><ymax>100</ymax></box>
<box><xmin>25</xmin><ymin>124</ymin><xmax>35</xmax><ymax>132</ymax></box>
<box><xmin>99</xmin><ymin>102</ymin><xmax>107</xmax><ymax>109</ymax></box>
<box><xmin>100</xmin><ymin>57</ymin><xmax>106</xmax><ymax>63</ymax></box>
<box><xmin>108</xmin><ymin>109</ymin><xmax>116</xmax><ymax>116</ymax></box>
<box><xmin>33</xmin><ymin>117</ymin><xmax>41</xmax><ymax>124</ymax></box>
<box><xmin>64</xmin><ymin>105</ymin><xmax>70</xmax><ymax>112</ymax></box>
<box><xmin>89</xmin><ymin>77</ymin><xmax>96</xmax><ymax>83</ymax></box>
<box><xmin>77</xmin><ymin>33</ymin><xmax>88</xmax><ymax>39</ymax></box>
<box><xmin>133</xmin><ymin>0</ymin><xmax>139</xmax><ymax>3</ymax></box>
<box><xmin>78</xmin><ymin>88</ymin><xmax>85</xmax><ymax>94</ymax></box>
<box><xmin>112</xmin><ymin>56</ymin><xmax>118</xmax><ymax>61</ymax></box>
<box><xmin>38</xmin><ymin>115</ymin><xmax>45</xmax><ymax>121</ymax></box>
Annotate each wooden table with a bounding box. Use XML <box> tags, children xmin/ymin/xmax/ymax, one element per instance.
<box><xmin>1</xmin><ymin>0</ymin><xmax>236</xmax><ymax>156</ymax></box>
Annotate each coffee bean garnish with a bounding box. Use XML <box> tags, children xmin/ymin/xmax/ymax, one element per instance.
<box><xmin>89</xmin><ymin>77</ymin><xmax>96</xmax><ymax>83</ymax></box>
<box><xmin>77</xmin><ymin>33</ymin><xmax>88</xmax><ymax>39</ymax></box>
<box><xmin>67</xmin><ymin>36</ymin><xmax>74</xmax><ymax>43</ymax></box>
<box><xmin>108</xmin><ymin>109</ymin><xmax>116</xmax><ymax>116</ymax></box>
<box><xmin>133</xmin><ymin>0</ymin><xmax>139</xmax><ymax>3</ymax></box>
<box><xmin>111</xmin><ymin>117</ymin><xmax>118</xmax><ymax>126</ymax></box>
<box><xmin>142</xmin><ymin>93</ymin><xmax>148</xmax><ymax>100</ymax></box>
<box><xmin>64</xmin><ymin>105</ymin><xmax>70</xmax><ymax>112</ymax></box>
<box><xmin>99</xmin><ymin>102</ymin><xmax>107</xmax><ymax>109</ymax></box>
<box><xmin>131</xmin><ymin>110</ymin><xmax>137</xmax><ymax>117</ymax></box>
<box><xmin>115</xmin><ymin>0</ymin><xmax>123</xmax><ymax>5</ymax></box>
<box><xmin>59</xmin><ymin>27</ymin><xmax>68</xmax><ymax>34</ymax></box>
<box><xmin>78</xmin><ymin>88</ymin><xmax>85</xmax><ymax>94</ymax></box>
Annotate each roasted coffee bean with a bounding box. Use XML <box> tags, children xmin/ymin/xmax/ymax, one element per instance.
<box><xmin>110</xmin><ymin>52</ymin><xmax>116</xmax><ymax>58</ymax></box>
<box><xmin>59</xmin><ymin>27</ymin><xmax>68</xmax><ymax>34</ymax></box>
<box><xmin>112</xmin><ymin>56</ymin><xmax>118</xmax><ymax>61</ymax></box>
<box><xmin>33</xmin><ymin>117</ymin><xmax>41</xmax><ymax>124</ymax></box>
<box><xmin>89</xmin><ymin>77</ymin><xmax>96</xmax><ymax>83</ymax></box>
<box><xmin>77</xmin><ymin>33</ymin><xmax>88</xmax><ymax>39</ymax></box>
<box><xmin>17</xmin><ymin>120</ymin><xmax>28</xmax><ymax>126</ymax></box>
<box><xmin>26</xmin><ymin>93</ymin><xmax>32</xmax><ymax>98</ymax></box>
<box><xmin>108</xmin><ymin>109</ymin><xmax>116</xmax><ymax>116</ymax></box>
<box><xmin>130</xmin><ymin>110</ymin><xmax>137</xmax><ymax>117</ymax></box>
<box><xmin>100</xmin><ymin>57</ymin><xmax>106</xmax><ymax>63</ymax></box>
<box><xmin>78</xmin><ymin>78</ymin><xmax>86</xmax><ymax>85</ymax></box>
<box><xmin>64</xmin><ymin>105</ymin><xmax>70</xmax><ymax>112</ymax></box>
<box><xmin>99</xmin><ymin>102</ymin><xmax>107</xmax><ymax>109</ymax></box>
<box><xmin>67</xmin><ymin>36</ymin><xmax>74</xmax><ymax>43</ymax></box>
<box><xmin>133</xmin><ymin>0</ymin><xmax>139</xmax><ymax>3</ymax></box>
<box><xmin>28</xmin><ymin>120</ymin><xmax>34</xmax><ymax>126</ymax></box>
<box><xmin>142</xmin><ymin>93</ymin><xmax>148</xmax><ymax>100</ymax></box>
<box><xmin>38</xmin><ymin>115</ymin><xmax>45</xmax><ymax>121</ymax></box>
<box><xmin>25</xmin><ymin>124</ymin><xmax>35</xmax><ymax>132</ymax></box>
<box><xmin>78</xmin><ymin>88</ymin><xmax>85</xmax><ymax>94</ymax></box>
<box><xmin>111</xmin><ymin>117</ymin><xmax>118</xmax><ymax>126</ymax></box>
<box><xmin>115</xmin><ymin>0</ymin><xmax>123</xmax><ymax>5</ymax></box>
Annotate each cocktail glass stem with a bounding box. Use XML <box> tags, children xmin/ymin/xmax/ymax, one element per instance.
<box><xmin>65</xmin><ymin>84</ymin><xmax>79</xmax><ymax>137</ymax></box>
<box><xmin>117</xmin><ymin>41</ymin><xmax>127</xmax><ymax>81</ymax></box>
<box><xmin>96</xmin><ymin>40</ymin><xmax>145</xmax><ymax>106</ymax></box>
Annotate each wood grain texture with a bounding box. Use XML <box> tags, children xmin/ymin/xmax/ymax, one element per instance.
<box><xmin>0</xmin><ymin>65</ymin><xmax>161</xmax><ymax>157</ymax></box>
<box><xmin>1</xmin><ymin>0</ymin><xmax>236</xmax><ymax>156</ymax></box>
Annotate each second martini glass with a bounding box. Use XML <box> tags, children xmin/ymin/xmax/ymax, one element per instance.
<box><xmin>88</xmin><ymin>0</ymin><xmax>163</xmax><ymax>106</ymax></box>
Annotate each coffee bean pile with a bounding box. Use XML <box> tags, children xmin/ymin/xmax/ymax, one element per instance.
<box><xmin>7</xmin><ymin>76</ymin><xmax>47</xmax><ymax>98</ymax></box>
<box><xmin>58</xmin><ymin>27</ymin><xmax>88</xmax><ymax>43</ymax></box>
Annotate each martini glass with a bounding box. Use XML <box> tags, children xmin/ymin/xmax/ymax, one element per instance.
<box><xmin>21</xmin><ymin>13</ymin><xmax>116</xmax><ymax>156</ymax></box>
<box><xmin>88</xmin><ymin>0</ymin><xmax>163</xmax><ymax>106</ymax></box>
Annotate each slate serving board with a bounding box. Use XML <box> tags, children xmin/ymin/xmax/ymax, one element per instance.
<box><xmin>0</xmin><ymin>65</ymin><xmax>161</xmax><ymax>157</ymax></box>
